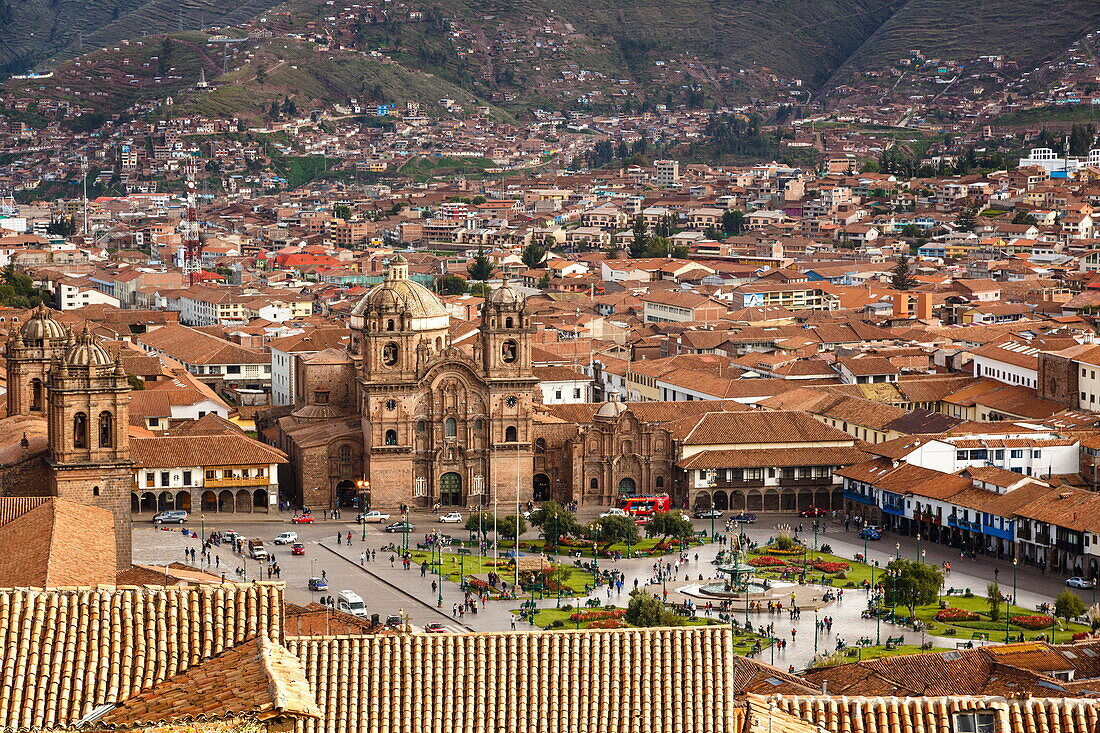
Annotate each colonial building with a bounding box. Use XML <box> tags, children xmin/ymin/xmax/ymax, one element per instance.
<box><xmin>267</xmin><ymin>256</ymin><xmax>538</xmax><ymax>510</ymax></box>
<box><xmin>0</xmin><ymin>305</ymin><xmax>133</xmax><ymax>568</ymax></box>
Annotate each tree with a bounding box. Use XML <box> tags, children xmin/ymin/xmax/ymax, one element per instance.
<box><xmin>629</xmin><ymin>215</ymin><xmax>648</xmax><ymax>258</ymax></box>
<box><xmin>468</xmin><ymin>282</ymin><xmax>491</xmax><ymax>297</ymax></box>
<box><xmin>435</xmin><ymin>275</ymin><xmax>467</xmax><ymax>295</ymax></box>
<box><xmin>1012</xmin><ymin>210</ymin><xmax>1038</xmax><ymax>226</ymax></box>
<box><xmin>528</xmin><ymin>501</ymin><xmax>582</xmax><ymax>547</ymax></box>
<box><xmin>465</xmin><ymin>512</ymin><xmax>494</xmax><ymax>542</ymax></box>
<box><xmin>721</xmin><ymin>209</ymin><xmax>745</xmax><ymax>235</ymax></box>
<box><xmin>467</xmin><ymin>244</ymin><xmax>493</xmax><ymax>281</ymax></box>
<box><xmin>884</xmin><ymin>559</ymin><xmax>943</xmax><ymax>618</ymax></box>
<box><xmin>890</xmin><ymin>254</ymin><xmax>917</xmax><ymax>291</ymax></box>
<box><xmin>334</xmin><ymin>204</ymin><xmax>352</xmax><ymax>221</ymax></box>
<box><xmin>644</xmin><ymin>511</ymin><xmax>694</xmax><ymax>543</ymax></box>
<box><xmin>900</xmin><ymin>224</ymin><xmax>922</xmax><ymax>239</ymax></box>
<box><xmin>537</xmin><ymin>273</ymin><xmax>551</xmax><ymax>290</ymax></box>
<box><xmin>46</xmin><ymin>215</ymin><xmax>75</xmax><ymax>237</ymax></box>
<box><xmin>624</xmin><ymin>589</ymin><xmax>685</xmax><ymax>627</ymax></box>
<box><xmin>255</xmin><ymin>65</ymin><xmax>267</xmax><ymax>85</ymax></box>
<box><xmin>1055</xmin><ymin>589</ymin><xmax>1087</xmax><ymax>638</ymax></box>
<box><xmin>496</xmin><ymin>514</ymin><xmax>527</xmax><ymax>544</ymax></box>
<box><xmin>588</xmin><ymin>514</ymin><xmax>639</xmax><ymax>552</ymax></box>
<box><xmin>955</xmin><ymin>206</ymin><xmax>976</xmax><ymax>232</ymax></box>
<box><xmin>521</xmin><ymin>241</ymin><xmax>547</xmax><ymax>269</ymax></box>
<box><xmin>987</xmin><ymin>581</ymin><xmax>1002</xmax><ymax>621</ymax></box>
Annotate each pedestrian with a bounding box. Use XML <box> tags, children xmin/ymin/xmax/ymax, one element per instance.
<box><xmin>511</xmin><ymin>616</ymin><xmax>516</xmax><ymax>630</ymax></box>
<box><xmin>390</xmin><ymin>555</ymin><xmax>395</xmax><ymax>567</ymax></box>
<box><xmin>359</xmin><ymin>552</ymin><xmax>366</xmax><ymax>566</ymax></box>
<box><xmin>346</xmin><ymin>531</ymin><xmax>352</xmax><ymax>545</ymax></box>
<box><xmin>791</xmin><ymin>628</ymin><xmax>797</xmax><ymax>641</ymax></box>
<box><xmin>321</xmin><ymin>569</ymin><xmax>327</xmax><ymax>580</ymax></box>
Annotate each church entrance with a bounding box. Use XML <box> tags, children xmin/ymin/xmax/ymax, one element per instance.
<box><xmin>335</xmin><ymin>480</ymin><xmax>358</xmax><ymax>508</ymax></box>
<box><xmin>533</xmin><ymin>473</ymin><xmax>551</xmax><ymax>502</ymax></box>
<box><xmin>439</xmin><ymin>472</ymin><xmax>462</xmax><ymax>506</ymax></box>
<box><xmin>617</xmin><ymin>477</ymin><xmax>637</xmax><ymax>496</ymax></box>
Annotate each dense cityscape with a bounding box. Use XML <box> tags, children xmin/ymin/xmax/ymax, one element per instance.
<box><xmin>1</xmin><ymin>2</ymin><xmax>1100</xmax><ymax>732</ymax></box>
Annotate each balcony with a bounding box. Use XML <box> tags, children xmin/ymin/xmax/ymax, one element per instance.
<box><xmin>711</xmin><ymin>478</ymin><xmax>765</xmax><ymax>489</ymax></box>
<box><xmin>204</xmin><ymin>476</ymin><xmax>272</xmax><ymax>488</ymax></box>
<box><xmin>982</xmin><ymin>523</ymin><xmax>1013</xmax><ymax>541</ymax></box>
<box><xmin>1055</xmin><ymin>539</ymin><xmax>1083</xmax><ymax>554</ymax></box>
<box><xmin>778</xmin><ymin>477</ymin><xmax>831</xmax><ymax>487</ymax></box>
<box><xmin>881</xmin><ymin>502</ymin><xmax>906</xmax><ymax>517</ymax></box>
<box><xmin>842</xmin><ymin>489</ymin><xmax>876</xmax><ymax>506</ymax></box>
<box><xmin>948</xmin><ymin>516</ymin><xmax>981</xmax><ymax>532</ymax></box>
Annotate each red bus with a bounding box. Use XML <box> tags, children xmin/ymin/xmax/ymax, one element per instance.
<box><xmin>620</xmin><ymin>494</ymin><xmax>671</xmax><ymax>517</ymax></box>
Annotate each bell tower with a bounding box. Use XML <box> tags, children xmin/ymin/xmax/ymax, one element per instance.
<box><xmin>47</xmin><ymin>325</ymin><xmax>134</xmax><ymax>568</ymax></box>
<box><xmin>5</xmin><ymin>304</ymin><xmax>68</xmax><ymax>416</ymax></box>
<box><xmin>479</xmin><ymin>276</ymin><xmax>532</xmax><ymax>378</ymax></box>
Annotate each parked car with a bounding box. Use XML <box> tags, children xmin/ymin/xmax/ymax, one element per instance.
<box><xmin>385</xmin><ymin>521</ymin><xmax>415</xmax><ymax>533</ymax></box>
<box><xmin>1067</xmin><ymin>577</ymin><xmax>1096</xmax><ymax>589</ymax></box>
<box><xmin>153</xmin><ymin>510</ymin><xmax>188</xmax><ymax>524</ymax></box>
<box><xmin>424</xmin><ymin>622</ymin><xmax>446</xmax><ymax>633</ymax></box>
<box><xmin>291</xmin><ymin>514</ymin><xmax>316</xmax><ymax>524</ymax></box>
<box><xmin>291</xmin><ymin>543</ymin><xmax>306</xmax><ymax>555</ymax></box>
<box><xmin>273</xmin><ymin>532</ymin><xmax>298</xmax><ymax>545</ymax></box>
<box><xmin>357</xmin><ymin>510</ymin><xmax>390</xmax><ymax>523</ymax></box>
<box><xmin>799</xmin><ymin>507</ymin><xmax>827</xmax><ymax>517</ymax></box>
<box><xmin>438</xmin><ymin>512</ymin><xmax>462</xmax><ymax>523</ymax></box>
<box><xmin>599</xmin><ymin>508</ymin><xmax>628</xmax><ymax>518</ymax></box>
<box><xmin>693</xmin><ymin>508</ymin><xmax>723</xmax><ymax>519</ymax></box>
<box><xmin>247</xmin><ymin>539</ymin><xmax>267</xmax><ymax>560</ymax></box>
<box><xmin>307</xmin><ymin>576</ymin><xmax>328</xmax><ymax>591</ymax></box>
<box><xmin>385</xmin><ymin>614</ymin><xmax>404</xmax><ymax>628</ymax></box>
<box><xmin>221</xmin><ymin>530</ymin><xmax>243</xmax><ymax>542</ymax></box>
<box><xmin>859</xmin><ymin>526</ymin><xmax>882</xmax><ymax>540</ymax></box>
<box><xmin>729</xmin><ymin>512</ymin><xmax>757</xmax><ymax>523</ymax></box>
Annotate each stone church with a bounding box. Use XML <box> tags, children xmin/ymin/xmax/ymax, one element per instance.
<box><xmin>0</xmin><ymin>305</ymin><xmax>133</xmax><ymax>567</ymax></box>
<box><xmin>267</xmin><ymin>256</ymin><xmax>539</xmax><ymax>510</ymax></box>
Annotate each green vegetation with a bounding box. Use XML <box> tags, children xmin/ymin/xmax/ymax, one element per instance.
<box><xmin>399</xmin><ymin>156</ymin><xmax>496</xmax><ymax>181</ymax></box>
<box><xmin>904</xmin><ymin>594</ymin><xmax>1090</xmax><ymax>642</ymax></box>
<box><xmin>409</xmin><ymin>550</ymin><xmax>593</xmax><ymax>597</ymax></box>
<box><xmin>0</xmin><ymin>266</ymin><xmax>44</xmax><ymax>308</ymax></box>
<box><xmin>813</xmin><ymin>644</ymin><xmax>948</xmax><ymax>667</ymax></box>
<box><xmin>995</xmin><ymin>105</ymin><xmax>1100</xmax><ymax>127</ymax></box>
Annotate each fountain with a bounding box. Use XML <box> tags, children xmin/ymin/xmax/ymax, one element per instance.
<box><xmin>699</xmin><ymin>547</ymin><xmax>772</xmax><ymax>598</ymax></box>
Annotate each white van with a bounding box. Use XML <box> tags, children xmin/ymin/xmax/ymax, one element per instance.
<box><xmin>337</xmin><ymin>590</ymin><xmax>368</xmax><ymax>618</ymax></box>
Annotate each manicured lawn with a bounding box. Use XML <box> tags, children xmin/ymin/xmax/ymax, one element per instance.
<box><xmin>812</xmin><ymin>644</ymin><xmax>948</xmax><ymax>667</ymax></box>
<box><xmin>746</xmin><ymin>548</ymin><xmax>880</xmax><ymax>588</ymax></box>
<box><xmin>472</xmin><ymin>537</ymin><xmax>705</xmax><ymax>559</ymax></box>
<box><xmin>904</xmin><ymin>594</ymin><xmax>1090</xmax><ymax>642</ymax></box>
<box><xmin>409</xmin><ymin>550</ymin><xmax>594</xmax><ymax>597</ymax></box>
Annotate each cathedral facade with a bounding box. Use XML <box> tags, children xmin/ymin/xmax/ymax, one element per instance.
<box><xmin>269</xmin><ymin>256</ymin><xmax>538</xmax><ymax>510</ymax></box>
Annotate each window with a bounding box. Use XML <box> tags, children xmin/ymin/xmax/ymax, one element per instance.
<box><xmin>146</xmin><ymin>472</ymin><xmax>155</xmax><ymax>487</ymax></box>
<box><xmin>30</xmin><ymin>379</ymin><xmax>42</xmax><ymax>412</ymax></box>
<box><xmin>954</xmin><ymin>711</ymin><xmax>995</xmax><ymax>733</ymax></box>
<box><xmin>338</xmin><ymin>445</ymin><xmax>352</xmax><ymax>463</ymax></box>
<box><xmin>655</xmin><ymin>476</ymin><xmax>664</xmax><ymax>489</ymax></box>
<box><xmin>573</xmin><ymin>388</ymin><xmax>582</xmax><ymax>399</ymax></box>
<box><xmin>242</xmin><ymin>469</ymin><xmax>250</xmax><ymax>478</ymax></box>
<box><xmin>92</xmin><ymin>486</ymin><xmax>99</xmax><ymax>497</ymax></box>
<box><xmin>445</xmin><ymin>418</ymin><xmax>457</xmax><ymax>437</ymax></box>
<box><xmin>589</xmin><ymin>478</ymin><xmax>599</xmax><ymax>491</ymax></box>
<box><xmin>505</xmin><ymin>316</ymin><xmax>514</xmax><ymax>329</ymax></box>
<box><xmin>226</xmin><ymin>365</ymin><xmax>241</xmax><ymax>375</ymax></box>
<box><xmin>1011</xmin><ymin>449</ymin><xmax>1023</xmax><ymax>458</ymax></box>
<box><xmin>382</xmin><ymin>342</ymin><xmax>399</xmax><ymax>366</ymax></box>
<box><xmin>149</xmin><ymin>417</ymin><xmax>160</xmax><ymax>427</ymax></box>
<box><xmin>505</xmin><ymin>425</ymin><xmax>518</xmax><ymax>442</ymax></box>
<box><xmin>1032</xmin><ymin>450</ymin><xmax>1042</xmax><ymax>458</ymax></box>
<box><xmin>501</xmin><ymin>340</ymin><xmax>518</xmax><ymax>364</ymax></box>
<box><xmin>385</xmin><ymin>429</ymin><xmax>398</xmax><ymax>446</ymax></box>
<box><xmin>73</xmin><ymin>412</ymin><xmax>88</xmax><ymax>449</ymax></box>
<box><xmin>198</xmin><ymin>411</ymin><xmax>206</xmax><ymax>418</ymax></box>
<box><xmin>99</xmin><ymin>411</ymin><xmax>113</xmax><ymax>448</ymax></box>
<box><xmin>386</xmin><ymin>319</ymin><xmax>395</xmax><ymax>331</ymax></box>
<box><xmin>183</xmin><ymin>470</ymin><xmax>192</xmax><ymax>486</ymax></box>
<box><xmin>206</xmin><ymin>470</ymin><xmax>215</xmax><ymax>479</ymax></box>
<box><xmin>417</xmin><ymin>420</ymin><xmax>427</xmax><ymax>433</ymax></box>
<box><xmin>474</xmin><ymin>419</ymin><xmax>484</xmax><ymax>431</ymax></box>
<box><xmin>160</xmin><ymin>472</ymin><xmax>170</xmax><ymax>487</ymax></box>
<box><xmin>554</xmin><ymin>390</ymin><xmax>562</xmax><ymax>401</ymax></box>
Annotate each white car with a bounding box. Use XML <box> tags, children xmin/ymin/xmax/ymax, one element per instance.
<box><xmin>357</xmin><ymin>510</ymin><xmax>390</xmax><ymax>523</ymax></box>
<box><xmin>599</xmin><ymin>508</ymin><xmax>628</xmax><ymax>518</ymax></box>
<box><xmin>273</xmin><ymin>532</ymin><xmax>298</xmax><ymax>545</ymax></box>
<box><xmin>1067</xmin><ymin>577</ymin><xmax>1096</xmax><ymax>589</ymax></box>
<box><xmin>439</xmin><ymin>512</ymin><xmax>462</xmax><ymax>523</ymax></box>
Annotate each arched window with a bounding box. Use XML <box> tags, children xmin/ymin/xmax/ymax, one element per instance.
<box><xmin>416</xmin><ymin>420</ymin><xmax>427</xmax><ymax>433</ymax></box>
<box><xmin>30</xmin><ymin>379</ymin><xmax>42</xmax><ymax>412</ymax></box>
<box><xmin>655</xmin><ymin>476</ymin><xmax>665</xmax><ymax>490</ymax></box>
<box><xmin>386</xmin><ymin>319</ymin><xmax>395</xmax><ymax>331</ymax></box>
<box><xmin>445</xmin><ymin>418</ymin><xmax>457</xmax><ymax>437</ymax></box>
<box><xmin>534</xmin><ymin>437</ymin><xmax>546</xmax><ymax>453</ymax></box>
<box><xmin>73</xmin><ymin>412</ymin><xmax>88</xmax><ymax>449</ymax></box>
<box><xmin>435</xmin><ymin>337</ymin><xmax>443</xmax><ymax>351</ymax></box>
<box><xmin>98</xmin><ymin>411</ymin><xmax>113</xmax><ymax>448</ymax></box>
<box><xmin>382</xmin><ymin>342</ymin><xmax>399</xmax><ymax>366</ymax></box>
<box><xmin>505</xmin><ymin>425</ymin><xmax>518</xmax><ymax>442</ymax></box>
<box><xmin>92</xmin><ymin>486</ymin><xmax>100</xmax><ymax>497</ymax></box>
<box><xmin>505</xmin><ymin>316</ymin><xmax>514</xmax><ymax>329</ymax></box>
<box><xmin>501</xmin><ymin>339</ymin><xmax>518</xmax><ymax>364</ymax></box>
<box><xmin>384</xmin><ymin>429</ymin><xmax>398</xmax><ymax>446</ymax></box>
<box><xmin>474</xmin><ymin>419</ymin><xmax>484</xmax><ymax>431</ymax></box>
<box><xmin>589</xmin><ymin>478</ymin><xmax>599</xmax><ymax>491</ymax></box>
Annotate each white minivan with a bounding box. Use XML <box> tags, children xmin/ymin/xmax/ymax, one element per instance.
<box><xmin>337</xmin><ymin>590</ymin><xmax>368</xmax><ymax>618</ymax></box>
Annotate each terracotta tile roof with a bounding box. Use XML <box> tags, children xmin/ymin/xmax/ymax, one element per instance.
<box><xmin>731</xmin><ymin>657</ymin><xmax>821</xmax><ymax>695</ymax></box>
<box><xmin>0</xmin><ymin>583</ymin><xmax>284</xmax><ymax>730</ymax></box>
<box><xmin>678</xmin><ymin>446</ymin><xmax>868</xmax><ymax>469</ymax></box>
<box><xmin>0</xmin><ymin>498</ymin><xmax>116</xmax><ymax>588</ymax></box>
<box><xmin>769</xmin><ymin>695</ymin><xmax>1100</xmax><ymax>732</ymax></box>
<box><xmin>286</xmin><ymin>626</ymin><xmax>739</xmax><ymax>733</ymax></box>
<box><xmin>666</xmin><ymin>410</ymin><xmax>854</xmax><ymax>445</ymax></box>
<box><xmin>95</xmin><ymin>637</ymin><xmax>321</xmax><ymax>728</ymax></box>
<box><xmin>130</xmin><ymin>435</ymin><xmax>288</xmax><ymax>468</ymax></box>
<box><xmin>541</xmin><ymin>400</ymin><xmax>748</xmax><ymax>425</ymax></box>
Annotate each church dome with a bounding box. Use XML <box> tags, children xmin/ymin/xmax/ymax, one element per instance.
<box><xmin>594</xmin><ymin>390</ymin><xmax>628</xmax><ymax>419</ymax></box>
<box><xmin>487</xmin><ymin>275</ymin><xmax>522</xmax><ymax>308</ymax></box>
<box><xmin>63</xmin><ymin>325</ymin><xmax>114</xmax><ymax>367</ymax></box>
<box><xmin>351</xmin><ymin>254</ymin><xmax>449</xmax><ymax>328</ymax></box>
<box><xmin>20</xmin><ymin>304</ymin><xmax>67</xmax><ymax>342</ymax></box>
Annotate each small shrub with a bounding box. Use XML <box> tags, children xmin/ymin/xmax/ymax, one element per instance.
<box><xmin>935</xmin><ymin>607</ymin><xmax>980</xmax><ymax>622</ymax></box>
<box><xmin>561</xmin><ymin>604</ymin><xmax>573</xmax><ymax>611</ymax></box>
<box><xmin>1011</xmin><ymin>615</ymin><xmax>1055</xmax><ymax>630</ymax></box>
<box><xmin>943</xmin><ymin>627</ymin><xmax>957</xmax><ymax>636</ymax></box>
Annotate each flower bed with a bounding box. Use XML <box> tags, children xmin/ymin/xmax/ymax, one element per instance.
<box><xmin>934</xmin><ymin>607</ymin><xmax>980</xmax><ymax>622</ymax></box>
<box><xmin>1073</xmin><ymin>632</ymin><xmax>1092</xmax><ymax>642</ymax></box>
<box><xmin>749</xmin><ymin>555</ymin><xmax>788</xmax><ymax>567</ymax></box>
<box><xmin>587</xmin><ymin>619</ymin><xmax>627</xmax><ymax>629</ymax></box>
<box><xmin>569</xmin><ymin>609</ymin><xmax>626</xmax><ymax>623</ymax></box>
<box><xmin>1011</xmin><ymin>615</ymin><xmax>1055</xmax><ymax>630</ymax></box>
<box><xmin>761</xmin><ymin>546</ymin><xmax>807</xmax><ymax>556</ymax></box>
<box><xmin>811</xmin><ymin>561</ymin><xmax>850</xmax><ymax>574</ymax></box>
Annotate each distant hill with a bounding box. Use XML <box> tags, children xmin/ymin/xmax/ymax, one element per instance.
<box><xmin>3</xmin><ymin>0</ymin><xmax>1098</xmax><ymax>111</ymax></box>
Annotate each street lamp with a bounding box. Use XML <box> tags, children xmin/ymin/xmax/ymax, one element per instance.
<box><xmin>915</xmin><ymin>533</ymin><xmax>921</xmax><ymax>563</ymax></box>
<box><xmin>814</xmin><ymin>608</ymin><xmax>819</xmax><ymax>657</ymax></box>
<box><xmin>1006</xmin><ymin>557</ymin><xmax>1018</xmax><ymax>643</ymax></box>
<box><xmin>357</xmin><ymin>479</ymin><xmax>370</xmax><ymax>541</ymax></box>
<box><xmin>401</xmin><ymin>505</ymin><xmax>410</xmax><ymax>556</ymax></box>
<box><xmin>436</xmin><ymin>538</ymin><xmax>443</xmax><ymax>608</ymax></box>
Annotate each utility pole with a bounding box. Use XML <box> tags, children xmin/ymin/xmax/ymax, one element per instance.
<box><xmin>81</xmin><ymin>158</ymin><xmax>89</xmax><ymax>237</ymax></box>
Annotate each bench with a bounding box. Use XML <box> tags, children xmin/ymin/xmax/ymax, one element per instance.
<box><xmin>885</xmin><ymin>635</ymin><xmax>904</xmax><ymax>646</ymax></box>
<box><xmin>955</xmin><ymin>641</ymin><xmax>975</xmax><ymax>649</ymax></box>
<box><xmin>694</xmin><ymin>531</ymin><xmax>708</xmax><ymax>538</ymax></box>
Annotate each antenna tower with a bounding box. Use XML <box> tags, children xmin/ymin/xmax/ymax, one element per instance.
<box><xmin>181</xmin><ymin>160</ymin><xmax>202</xmax><ymax>285</ymax></box>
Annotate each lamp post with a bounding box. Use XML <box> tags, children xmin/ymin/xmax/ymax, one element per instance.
<box><xmin>401</xmin><ymin>506</ymin><xmax>410</xmax><ymax>556</ymax></box>
<box><xmin>435</xmin><ymin>536</ymin><xmax>443</xmax><ymax>608</ymax></box>
<box><xmin>711</xmin><ymin>507</ymin><xmax>716</xmax><ymax>541</ymax></box>
<box><xmin>1007</xmin><ymin>557</ymin><xmax>1018</xmax><ymax>642</ymax></box>
<box><xmin>814</xmin><ymin>608</ymin><xmax>819</xmax><ymax>657</ymax></box>
<box><xmin>357</xmin><ymin>479</ymin><xmax>370</xmax><ymax>541</ymax></box>
<box><xmin>895</xmin><ymin>542</ymin><xmax>901</xmax><ymax>562</ymax></box>
<box><xmin>915</xmin><ymin>533</ymin><xmax>921</xmax><ymax>563</ymax></box>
